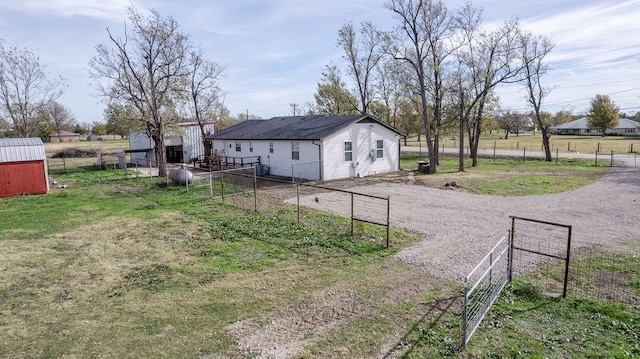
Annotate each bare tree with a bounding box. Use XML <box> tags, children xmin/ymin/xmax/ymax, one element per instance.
<box><xmin>184</xmin><ymin>49</ymin><xmax>224</xmax><ymax>159</ymax></box>
<box><xmin>89</xmin><ymin>7</ymin><xmax>191</xmax><ymax>176</ymax></box>
<box><xmin>44</xmin><ymin>101</ymin><xmax>76</xmax><ymax>141</ymax></box>
<box><xmin>420</xmin><ymin>0</ymin><xmax>460</xmax><ymax>164</ymax></box>
<box><xmin>374</xmin><ymin>57</ymin><xmax>407</xmax><ymax>126</ymax></box>
<box><xmin>0</xmin><ymin>40</ymin><xmax>65</xmax><ymax>137</ymax></box>
<box><xmin>385</xmin><ymin>0</ymin><xmax>438</xmax><ymax>173</ymax></box>
<box><xmin>519</xmin><ymin>30</ymin><xmax>555</xmax><ymax>161</ymax></box>
<box><xmin>338</xmin><ymin>21</ymin><xmax>384</xmax><ymax>114</ymax></box>
<box><xmin>457</xmin><ymin>5</ymin><xmax>525</xmax><ymax>167</ymax></box>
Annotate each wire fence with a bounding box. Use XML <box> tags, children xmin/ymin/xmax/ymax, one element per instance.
<box><xmin>462</xmin><ymin>216</ymin><xmax>639</xmax><ymax>349</ymax></box>
<box><xmin>509</xmin><ymin>216</ymin><xmax>573</xmax><ymax>298</ymax></box>
<box><xmin>567</xmin><ymin>246</ymin><xmax>640</xmax><ymax>306</ymax></box>
<box><xmin>191</xmin><ymin>166</ymin><xmax>392</xmax><ymax>247</ymax></box>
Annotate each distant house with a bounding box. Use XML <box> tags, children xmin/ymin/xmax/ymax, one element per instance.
<box><xmin>86</xmin><ymin>133</ymin><xmax>103</xmax><ymax>141</ymax></box>
<box><xmin>207</xmin><ymin>114</ymin><xmax>403</xmax><ymax>181</ymax></box>
<box><xmin>48</xmin><ymin>130</ymin><xmax>80</xmax><ymax>142</ymax></box>
<box><xmin>552</xmin><ymin>117</ymin><xmax>640</xmax><ymax>136</ymax></box>
<box><xmin>0</xmin><ymin>138</ymin><xmax>49</xmax><ymax>198</ymax></box>
<box><xmin>128</xmin><ymin>122</ymin><xmax>216</xmax><ymax>166</ymax></box>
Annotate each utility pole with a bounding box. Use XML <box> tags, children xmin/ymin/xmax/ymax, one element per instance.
<box><xmin>458</xmin><ymin>61</ymin><xmax>465</xmax><ymax>172</ymax></box>
<box><xmin>290</xmin><ymin>103</ymin><xmax>298</xmax><ymax>116</ymax></box>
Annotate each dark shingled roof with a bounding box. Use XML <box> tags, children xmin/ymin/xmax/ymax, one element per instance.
<box><xmin>207</xmin><ymin>114</ymin><xmax>403</xmax><ymax>141</ymax></box>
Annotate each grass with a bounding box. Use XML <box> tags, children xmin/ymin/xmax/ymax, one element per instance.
<box><xmin>1</xmin><ymin>162</ymin><xmax>637</xmax><ymax>357</ymax></box>
<box><xmin>0</xmin><ymin>171</ymin><xmax>422</xmax><ymax>358</ymax></box>
<box><xmin>405</xmin><ymin>133</ymin><xmax>640</xmax><ymax>154</ymax></box>
<box><xmin>399</xmin><ymin>154</ymin><xmax>607</xmax><ymax>196</ymax></box>
<box><xmin>397</xmin><ymin>243</ymin><xmax>640</xmax><ymax>359</ymax></box>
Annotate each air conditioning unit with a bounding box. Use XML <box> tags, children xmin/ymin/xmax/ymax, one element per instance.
<box><xmin>256</xmin><ymin>164</ymin><xmax>270</xmax><ymax>176</ymax></box>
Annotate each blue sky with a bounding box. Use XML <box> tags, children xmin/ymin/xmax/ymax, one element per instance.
<box><xmin>0</xmin><ymin>0</ymin><xmax>639</xmax><ymax>124</ymax></box>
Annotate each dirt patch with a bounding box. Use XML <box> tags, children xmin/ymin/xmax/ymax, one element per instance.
<box><xmin>227</xmin><ymin>287</ymin><xmax>375</xmax><ymax>359</ymax></box>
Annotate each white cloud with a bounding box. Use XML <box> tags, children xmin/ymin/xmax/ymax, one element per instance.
<box><xmin>0</xmin><ymin>0</ymin><xmax>131</xmax><ymax>20</ymax></box>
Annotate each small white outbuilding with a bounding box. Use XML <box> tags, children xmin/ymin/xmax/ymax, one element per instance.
<box><xmin>128</xmin><ymin>122</ymin><xmax>215</xmax><ymax>166</ymax></box>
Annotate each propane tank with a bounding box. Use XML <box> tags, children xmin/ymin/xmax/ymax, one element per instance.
<box><xmin>168</xmin><ymin>165</ymin><xmax>193</xmax><ymax>185</ymax></box>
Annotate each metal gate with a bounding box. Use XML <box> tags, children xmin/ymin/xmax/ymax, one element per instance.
<box><xmin>509</xmin><ymin>216</ymin><xmax>572</xmax><ymax>298</ymax></box>
<box><xmin>462</xmin><ymin>231</ymin><xmax>511</xmax><ymax>347</ymax></box>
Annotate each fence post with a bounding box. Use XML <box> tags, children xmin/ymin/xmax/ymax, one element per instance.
<box><xmin>508</xmin><ymin>219</ymin><xmax>515</xmax><ymax>282</ymax></box>
<box><xmin>253</xmin><ymin>172</ymin><xmax>258</xmax><ymax>213</ymax></box>
<box><xmin>595</xmin><ymin>151</ymin><xmax>598</xmax><ymax>166</ymax></box>
<box><xmin>563</xmin><ymin>225</ymin><xmax>572</xmax><ymax>298</ymax></box>
<box><xmin>523</xmin><ymin>147</ymin><xmax>526</xmax><ymax>162</ymax></box>
<box><xmin>462</xmin><ymin>279</ymin><xmax>469</xmax><ymax>348</ymax></box>
<box><xmin>386</xmin><ymin>195</ymin><xmax>390</xmax><ymax>248</ymax></box>
<box><xmin>555</xmin><ymin>148</ymin><xmax>558</xmax><ymax>164</ymax></box>
<box><xmin>296</xmin><ymin>185</ymin><xmax>300</xmax><ymax>224</ymax></box>
<box><xmin>209</xmin><ymin>172</ymin><xmax>213</xmax><ymax>197</ymax></box>
<box><xmin>184</xmin><ymin>167</ymin><xmax>189</xmax><ymax>191</ymax></box>
<box><xmin>350</xmin><ymin>192</ymin><xmax>354</xmax><ymax>237</ymax></box>
<box><xmin>610</xmin><ymin>150</ymin><xmax>614</xmax><ymax>167</ymax></box>
<box><xmin>220</xmin><ymin>169</ymin><xmax>225</xmax><ymax>202</ymax></box>
<box><xmin>493</xmin><ymin>141</ymin><xmax>496</xmax><ymax>161</ymax></box>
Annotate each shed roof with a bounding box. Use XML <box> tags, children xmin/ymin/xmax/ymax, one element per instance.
<box><xmin>0</xmin><ymin>137</ymin><xmax>46</xmax><ymax>162</ymax></box>
<box><xmin>555</xmin><ymin>117</ymin><xmax>640</xmax><ymax>130</ymax></box>
<box><xmin>207</xmin><ymin>114</ymin><xmax>403</xmax><ymax>141</ymax></box>
<box><xmin>50</xmin><ymin>130</ymin><xmax>80</xmax><ymax>136</ymax></box>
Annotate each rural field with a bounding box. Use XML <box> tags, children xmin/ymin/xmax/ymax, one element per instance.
<box><xmin>0</xmin><ymin>144</ymin><xmax>639</xmax><ymax>358</ymax></box>
<box><xmin>406</xmin><ymin>133</ymin><xmax>640</xmax><ymax>155</ymax></box>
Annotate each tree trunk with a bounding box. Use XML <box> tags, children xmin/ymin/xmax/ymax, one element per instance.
<box><xmin>541</xmin><ymin>127</ymin><xmax>552</xmax><ymax>161</ymax></box>
<box><xmin>434</xmin><ymin>133</ymin><xmax>440</xmax><ymax>166</ymax></box>
<box><xmin>504</xmin><ymin>129</ymin><xmax>509</xmax><ymax>140</ymax></box>
<box><xmin>458</xmin><ymin>95</ymin><xmax>465</xmax><ymax>172</ymax></box>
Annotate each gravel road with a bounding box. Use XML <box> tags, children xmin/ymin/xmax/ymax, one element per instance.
<box><xmin>297</xmin><ymin>167</ymin><xmax>640</xmax><ymax>280</ymax></box>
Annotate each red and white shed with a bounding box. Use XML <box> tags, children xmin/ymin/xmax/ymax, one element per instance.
<box><xmin>0</xmin><ymin>138</ymin><xmax>50</xmax><ymax>198</ymax></box>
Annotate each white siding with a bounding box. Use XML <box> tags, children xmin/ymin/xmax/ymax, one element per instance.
<box><xmin>323</xmin><ymin>122</ymin><xmax>399</xmax><ymax>181</ymax></box>
<box><xmin>129</xmin><ymin>123</ymin><xmax>214</xmax><ymax>166</ymax></box>
<box><xmin>129</xmin><ymin>131</ymin><xmax>155</xmax><ymax>166</ymax></box>
<box><xmin>210</xmin><ymin>122</ymin><xmax>399</xmax><ymax>181</ymax></box>
<box><xmin>181</xmin><ymin>123</ymin><xmax>214</xmax><ymax>161</ymax></box>
<box><xmin>0</xmin><ymin>138</ymin><xmax>46</xmax><ymax>162</ymax></box>
<box><xmin>211</xmin><ymin>139</ymin><xmax>322</xmax><ymax>179</ymax></box>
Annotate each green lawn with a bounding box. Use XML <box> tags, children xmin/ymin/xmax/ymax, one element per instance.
<box><xmin>399</xmin><ymin>154</ymin><xmax>607</xmax><ymax>196</ymax></box>
<box><xmin>405</xmin><ymin>133</ymin><xmax>640</xmax><ymax>154</ymax></box>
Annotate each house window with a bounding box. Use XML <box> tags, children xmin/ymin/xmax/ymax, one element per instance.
<box><xmin>269</xmin><ymin>142</ymin><xmax>274</xmax><ymax>153</ymax></box>
<box><xmin>344</xmin><ymin>141</ymin><xmax>353</xmax><ymax>161</ymax></box>
<box><xmin>235</xmin><ymin>142</ymin><xmax>241</xmax><ymax>152</ymax></box>
<box><xmin>625</xmin><ymin>128</ymin><xmax>634</xmax><ymax>133</ymax></box>
<box><xmin>249</xmin><ymin>142</ymin><xmax>253</xmax><ymax>152</ymax></box>
<box><xmin>376</xmin><ymin>140</ymin><xmax>384</xmax><ymax>158</ymax></box>
<box><xmin>291</xmin><ymin>142</ymin><xmax>300</xmax><ymax>160</ymax></box>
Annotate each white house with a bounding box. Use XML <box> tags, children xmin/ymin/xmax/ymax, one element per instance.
<box><xmin>129</xmin><ymin>122</ymin><xmax>215</xmax><ymax>166</ymax></box>
<box><xmin>206</xmin><ymin>114</ymin><xmax>403</xmax><ymax>181</ymax></box>
<box><xmin>552</xmin><ymin>117</ymin><xmax>640</xmax><ymax>136</ymax></box>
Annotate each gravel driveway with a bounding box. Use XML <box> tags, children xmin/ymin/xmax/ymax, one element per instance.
<box><xmin>297</xmin><ymin>167</ymin><xmax>640</xmax><ymax>280</ymax></box>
